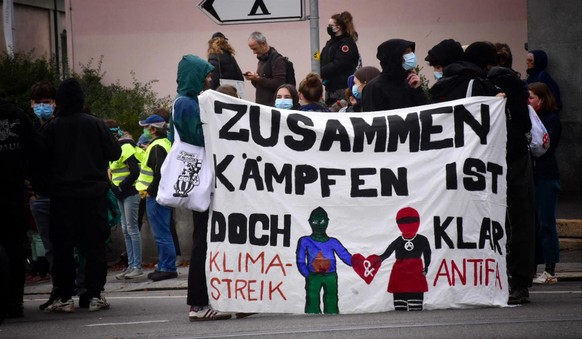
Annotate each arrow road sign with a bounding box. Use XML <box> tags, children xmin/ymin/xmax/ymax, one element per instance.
<box><xmin>198</xmin><ymin>0</ymin><xmax>305</xmax><ymax>25</ymax></box>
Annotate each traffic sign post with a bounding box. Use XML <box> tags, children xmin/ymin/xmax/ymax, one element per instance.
<box><xmin>198</xmin><ymin>0</ymin><xmax>305</xmax><ymax>25</ymax></box>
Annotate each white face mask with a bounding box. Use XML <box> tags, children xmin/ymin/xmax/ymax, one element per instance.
<box><xmin>275</xmin><ymin>98</ymin><xmax>294</xmax><ymax>109</ymax></box>
<box><xmin>433</xmin><ymin>71</ymin><xmax>443</xmax><ymax>80</ymax></box>
<box><xmin>402</xmin><ymin>52</ymin><xmax>417</xmax><ymax>71</ymax></box>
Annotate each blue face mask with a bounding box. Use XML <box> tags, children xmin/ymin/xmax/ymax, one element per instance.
<box><xmin>33</xmin><ymin>103</ymin><xmax>54</xmax><ymax>120</ymax></box>
<box><xmin>433</xmin><ymin>71</ymin><xmax>443</xmax><ymax>81</ymax></box>
<box><xmin>402</xmin><ymin>52</ymin><xmax>417</xmax><ymax>71</ymax></box>
<box><xmin>351</xmin><ymin>84</ymin><xmax>362</xmax><ymax>99</ymax></box>
<box><xmin>275</xmin><ymin>98</ymin><xmax>294</xmax><ymax>109</ymax></box>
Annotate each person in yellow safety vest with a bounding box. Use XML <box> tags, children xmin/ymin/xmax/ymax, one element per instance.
<box><xmin>104</xmin><ymin>119</ymin><xmax>145</xmax><ymax>281</ymax></box>
<box><xmin>136</xmin><ymin>114</ymin><xmax>177</xmax><ymax>282</ymax></box>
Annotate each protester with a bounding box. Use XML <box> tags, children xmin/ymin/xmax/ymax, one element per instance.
<box><xmin>169</xmin><ymin>54</ymin><xmax>231</xmax><ymax>320</ymax></box>
<box><xmin>362</xmin><ymin>39</ymin><xmax>428</xmax><ymax>111</ymax></box>
<box><xmin>320</xmin><ymin>11</ymin><xmax>360</xmax><ymax>106</ymax></box>
<box><xmin>245</xmin><ymin>31</ymin><xmax>287</xmax><ymax>106</ymax></box>
<box><xmin>485</xmin><ymin>42</ymin><xmax>536</xmax><ymax>305</ymax></box>
<box><xmin>216</xmin><ymin>84</ymin><xmax>239</xmax><ymax>97</ymax></box>
<box><xmin>350</xmin><ymin>66</ymin><xmax>380</xmax><ymax>112</ymax></box>
<box><xmin>424</xmin><ymin>39</ymin><xmax>464</xmax><ymax>82</ymax></box>
<box><xmin>105</xmin><ymin>119</ymin><xmax>144</xmax><ymax>280</ymax></box>
<box><xmin>0</xmin><ymin>96</ymin><xmax>39</xmax><ymax>320</ymax></box>
<box><xmin>274</xmin><ymin>84</ymin><xmax>300</xmax><ymax>110</ymax></box>
<box><xmin>526</xmin><ymin>49</ymin><xmax>562</xmax><ymax>111</ymax></box>
<box><xmin>135</xmin><ymin>114</ymin><xmax>177</xmax><ymax>282</ymax></box>
<box><xmin>528</xmin><ymin>82</ymin><xmax>562</xmax><ymax>285</ymax></box>
<box><xmin>298</xmin><ymin>73</ymin><xmax>330</xmax><ymax>112</ymax></box>
<box><xmin>42</xmin><ymin>78</ymin><xmax>120</xmax><ymax>312</ymax></box>
<box><xmin>207</xmin><ymin>32</ymin><xmax>244</xmax><ymax>90</ymax></box>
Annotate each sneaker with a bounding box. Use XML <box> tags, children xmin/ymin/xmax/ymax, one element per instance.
<box><xmin>235</xmin><ymin>312</ymin><xmax>257</xmax><ymax>319</ymax></box>
<box><xmin>189</xmin><ymin>306</ymin><xmax>232</xmax><ymax>321</ymax></box>
<box><xmin>508</xmin><ymin>288</ymin><xmax>530</xmax><ymax>305</ymax></box>
<box><xmin>149</xmin><ymin>271</ymin><xmax>178</xmax><ymax>282</ymax></box>
<box><xmin>125</xmin><ymin>268</ymin><xmax>145</xmax><ymax>279</ymax></box>
<box><xmin>89</xmin><ymin>297</ymin><xmax>110</xmax><ymax>312</ymax></box>
<box><xmin>115</xmin><ymin>268</ymin><xmax>132</xmax><ymax>280</ymax></box>
<box><xmin>45</xmin><ymin>298</ymin><xmax>75</xmax><ymax>313</ymax></box>
<box><xmin>147</xmin><ymin>270</ymin><xmax>158</xmax><ymax>279</ymax></box>
<box><xmin>532</xmin><ymin>271</ymin><xmax>557</xmax><ymax>285</ymax></box>
<box><xmin>39</xmin><ymin>295</ymin><xmax>57</xmax><ymax>311</ymax></box>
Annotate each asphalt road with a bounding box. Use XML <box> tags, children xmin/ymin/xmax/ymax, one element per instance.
<box><xmin>2</xmin><ymin>281</ymin><xmax>581</xmax><ymax>339</ymax></box>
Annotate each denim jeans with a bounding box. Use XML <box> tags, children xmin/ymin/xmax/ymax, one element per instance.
<box><xmin>146</xmin><ymin>196</ymin><xmax>176</xmax><ymax>272</ymax></box>
<box><xmin>535</xmin><ymin>179</ymin><xmax>560</xmax><ymax>264</ymax></box>
<box><xmin>118</xmin><ymin>193</ymin><xmax>142</xmax><ymax>269</ymax></box>
<box><xmin>29</xmin><ymin>196</ymin><xmax>53</xmax><ymax>269</ymax></box>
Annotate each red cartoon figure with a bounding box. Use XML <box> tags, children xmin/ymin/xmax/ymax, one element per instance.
<box><xmin>376</xmin><ymin>207</ymin><xmax>431</xmax><ymax>311</ymax></box>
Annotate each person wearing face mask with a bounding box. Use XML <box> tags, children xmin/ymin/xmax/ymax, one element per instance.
<box><xmin>298</xmin><ymin>73</ymin><xmax>330</xmax><ymax>112</ymax></box>
<box><xmin>527</xmin><ymin>82</ymin><xmax>562</xmax><ymax>286</ymax></box>
<box><xmin>320</xmin><ymin>11</ymin><xmax>360</xmax><ymax>107</ymax></box>
<box><xmin>350</xmin><ymin>66</ymin><xmax>380</xmax><ymax>112</ymax></box>
<box><xmin>424</xmin><ymin>39</ymin><xmax>463</xmax><ymax>85</ymax></box>
<box><xmin>362</xmin><ymin>39</ymin><xmax>428</xmax><ymax>112</ymax></box>
<box><xmin>274</xmin><ymin>84</ymin><xmax>300</xmax><ymax>110</ymax></box>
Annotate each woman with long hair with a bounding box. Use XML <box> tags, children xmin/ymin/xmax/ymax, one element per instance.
<box><xmin>207</xmin><ymin>32</ymin><xmax>244</xmax><ymax>90</ymax></box>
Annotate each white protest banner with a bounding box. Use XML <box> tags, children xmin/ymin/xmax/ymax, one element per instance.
<box><xmin>199</xmin><ymin>91</ymin><xmax>508</xmax><ymax>314</ymax></box>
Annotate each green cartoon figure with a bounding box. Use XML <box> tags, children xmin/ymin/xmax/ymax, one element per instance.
<box><xmin>296</xmin><ymin>207</ymin><xmax>352</xmax><ymax>314</ymax></box>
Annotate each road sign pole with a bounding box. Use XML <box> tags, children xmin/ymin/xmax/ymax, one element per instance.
<box><xmin>308</xmin><ymin>0</ymin><xmax>320</xmax><ymax>73</ymax></box>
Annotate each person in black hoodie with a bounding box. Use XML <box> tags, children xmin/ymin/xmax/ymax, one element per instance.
<box><xmin>362</xmin><ymin>39</ymin><xmax>428</xmax><ymax>111</ymax></box>
<box><xmin>41</xmin><ymin>78</ymin><xmax>121</xmax><ymax>313</ymax></box>
<box><xmin>526</xmin><ymin>50</ymin><xmax>562</xmax><ymax>111</ymax></box>
<box><xmin>0</xmin><ymin>98</ymin><xmax>40</xmax><ymax>322</ymax></box>
<box><xmin>320</xmin><ymin>11</ymin><xmax>360</xmax><ymax>106</ymax></box>
<box><xmin>486</xmin><ymin>43</ymin><xmax>536</xmax><ymax>305</ymax></box>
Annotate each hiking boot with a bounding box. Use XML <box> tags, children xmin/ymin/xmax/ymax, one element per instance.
<box><xmin>188</xmin><ymin>306</ymin><xmax>231</xmax><ymax>321</ymax></box>
<box><xmin>45</xmin><ymin>298</ymin><xmax>75</xmax><ymax>313</ymax></box>
<box><xmin>149</xmin><ymin>271</ymin><xmax>178</xmax><ymax>282</ymax></box>
<box><xmin>508</xmin><ymin>288</ymin><xmax>530</xmax><ymax>305</ymax></box>
<box><xmin>532</xmin><ymin>271</ymin><xmax>557</xmax><ymax>285</ymax></box>
<box><xmin>115</xmin><ymin>268</ymin><xmax>132</xmax><ymax>280</ymax></box>
<box><xmin>89</xmin><ymin>297</ymin><xmax>110</xmax><ymax>312</ymax></box>
<box><xmin>125</xmin><ymin>268</ymin><xmax>145</xmax><ymax>279</ymax></box>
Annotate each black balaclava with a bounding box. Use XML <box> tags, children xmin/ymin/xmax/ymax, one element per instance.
<box><xmin>309</xmin><ymin>207</ymin><xmax>330</xmax><ymax>242</ymax></box>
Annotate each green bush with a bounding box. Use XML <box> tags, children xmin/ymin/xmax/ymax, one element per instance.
<box><xmin>0</xmin><ymin>51</ymin><xmax>171</xmax><ymax>139</ymax></box>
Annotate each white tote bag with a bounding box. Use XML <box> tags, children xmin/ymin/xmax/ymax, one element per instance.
<box><xmin>156</xmin><ymin>101</ymin><xmax>212</xmax><ymax>211</ymax></box>
<box><xmin>528</xmin><ymin>105</ymin><xmax>550</xmax><ymax>158</ymax></box>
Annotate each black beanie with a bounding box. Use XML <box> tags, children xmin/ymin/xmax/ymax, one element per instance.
<box><xmin>425</xmin><ymin>39</ymin><xmax>463</xmax><ymax>67</ymax></box>
<box><xmin>462</xmin><ymin>42</ymin><xmax>497</xmax><ymax>70</ymax></box>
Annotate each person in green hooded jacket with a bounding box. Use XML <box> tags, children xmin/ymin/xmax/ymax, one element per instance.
<box><xmin>171</xmin><ymin>55</ymin><xmax>232</xmax><ymax>321</ymax></box>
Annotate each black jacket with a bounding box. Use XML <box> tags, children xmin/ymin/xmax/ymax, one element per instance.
<box><xmin>42</xmin><ymin>78</ymin><xmax>121</xmax><ymax>199</ymax></box>
<box><xmin>533</xmin><ymin>109</ymin><xmax>561</xmax><ymax>180</ymax></box>
<box><xmin>0</xmin><ymin>99</ymin><xmax>39</xmax><ymax>201</ymax></box>
<box><xmin>320</xmin><ymin>34</ymin><xmax>359</xmax><ymax>91</ymax></box>
<box><xmin>208</xmin><ymin>50</ymin><xmax>244</xmax><ymax>90</ymax></box>
<box><xmin>362</xmin><ymin>39</ymin><xmax>428</xmax><ymax>111</ymax></box>
<box><xmin>430</xmin><ymin>61</ymin><xmax>498</xmax><ymax>102</ymax></box>
<box><xmin>111</xmin><ymin>138</ymin><xmax>140</xmax><ymax>200</ymax></box>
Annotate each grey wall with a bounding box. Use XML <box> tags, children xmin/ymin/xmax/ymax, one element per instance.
<box><xmin>527</xmin><ymin>0</ymin><xmax>582</xmax><ymax>194</ymax></box>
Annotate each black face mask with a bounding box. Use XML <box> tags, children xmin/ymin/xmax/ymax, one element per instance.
<box><xmin>327</xmin><ymin>26</ymin><xmax>335</xmax><ymax>37</ymax></box>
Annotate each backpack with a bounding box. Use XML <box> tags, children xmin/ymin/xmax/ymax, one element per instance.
<box><xmin>264</xmin><ymin>51</ymin><xmax>296</xmax><ymax>86</ymax></box>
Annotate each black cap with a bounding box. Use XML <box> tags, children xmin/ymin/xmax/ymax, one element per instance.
<box><xmin>425</xmin><ymin>39</ymin><xmax>463</xmax><ymax>67</ymax></box>
<box><xmin>211</xmin><ymin>32</ymin><xmax>227</xmax><ymax>40</ymax></box>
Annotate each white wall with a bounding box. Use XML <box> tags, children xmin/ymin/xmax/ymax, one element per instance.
<box><xmin>65</xmin><ymin>0</ymin><xmax>527</xmax><ymax>101</ymax></box>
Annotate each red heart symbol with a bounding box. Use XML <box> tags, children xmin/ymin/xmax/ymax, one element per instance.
<box><xmin>351</xmin><ymin>253</ymin><xmax>381</xmax><ymax>284</ymax></box>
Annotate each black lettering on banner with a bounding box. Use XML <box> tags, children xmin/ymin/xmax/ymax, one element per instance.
<box><xmin>228</xmin><ymin>213</ymin><xmax>247</xmax><ymax>244</ymax></box>
<box><xmin>434</xmin><ymin>216</ymin><xmax>455</xmax><ymax>249</ymax></box>
<box><xmin>463</xmin><ymin>158</ymin><xmax>486</xmax><ymax>191</ymax></box>
<box><xmin>445</xmin><ymin>162</ymin><xmax>458</xmax><ymax>190</ymax></box>
<box><xmin>284</xmin><ymin>113</ymin><xmax>316</xmax><ymax>151</ymax></box>
<box><xmin>211</xmin><ymin>211</ymin><xmax>227</xmax><ymax>242</ymax></box>
<box><xmin>380</xmin><ymin>167</ymin><xmax>408</xmax><ymax>196</ymax></box>
<box><xmin>270</xmin><ymin>214</ymin><xmax>291</xmax><ymax>247</ymax></box>
<box><xmin>320</xmin><ymin>168</ymin><xmax>347</xmax><ymax>197</ymax></box>
<box><xmin>478</xmin><ymin>217</ymin><xmax>504</xmax><ymax>255</ymax></box>
<box><xmin>455</xmin><ymin>217</ymin><xmax>476</xmax><ymax>249</ymax></box>
<box><xmin>215</xmin><ymin>101</ymin><xmax>249</xmax><ymax>141</ymax></box>
<box><xmin>487</xmin><ymin>162</ymin><xmax>503</xmax><ymax>194</ymax></box>
<box><xmin>249</xmin><ymin>214</ymin><xmax>269</xmax><ymax>246</ymax></box>
<box><xmin>250</xmin><ymin>106</ymin><xmax>280</xmax><ymax>147</ymax></box>
<box><xmin>420</xmin><ymin>106</ymin><xmax>454</xmax><ymax>151</ymax></box>
<box><xmin>350</xmin><ymin>168</ymin><xmax>377</xmax><ymax>197</ymax></box>
<box><xmin>214</xmin><ymin>154</ymin><xmax>235</xmax><ymax>191</ymax></box>
<box><xmin>320</xmin><ymin>119</ymin><xmax>351</xmax><ymax>151</ymax></box>
<box><xmin>294</xmin><ymin>164</ymin><xmax>318</xmax><ymax>195</ymax></box>
<box><xmin>387</xmin><ymin>113</ymin><xmax>420</xmax><ymax>152</ymax></box>
<box><xmin>454</xmin><ymin>104</ymin><xmax>490</xmax><ymax>147</ymax></box>
<box><xmin>264</xmin><ymin>163</ymin><xmax>293</xmax><ymax>193</ymax></box>
<box><xmin>239</xmin><ymin>154</ymin><xmax>265</xmax><ymax>191</ymax></box>
<box><xmin>351</xmin><ymin>116</ymin><xmax>387</xmax><ymax>152</ymax></box>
